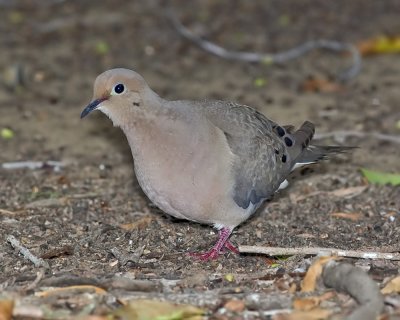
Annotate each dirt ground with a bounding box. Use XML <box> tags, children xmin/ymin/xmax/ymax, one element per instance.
<box><xmin>1</xmin><ymin>0</ymin><xmax>400</xmax><ymax>319</ymax></box>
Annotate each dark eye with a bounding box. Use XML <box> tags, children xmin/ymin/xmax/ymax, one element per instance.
<box><xmin>114</xmin><ymin>83</ymin><xmax>124</xmax><ymax>94</ymax></box>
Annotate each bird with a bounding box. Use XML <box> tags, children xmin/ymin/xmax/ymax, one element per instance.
<box><xmin>81</xmin><ymin>68</ymin><xmax>352</xmax><ymax>261</ymax></box>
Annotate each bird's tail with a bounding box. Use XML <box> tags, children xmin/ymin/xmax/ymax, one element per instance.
<box><xmin>296</xmin><ymin>145</ymin><xmax>356</xmax><ymax>164</ymax></box>
<box><xmin>287</xmin><ymin>121</ymin><xmax>355</xmax><ymax>169</ymax></box>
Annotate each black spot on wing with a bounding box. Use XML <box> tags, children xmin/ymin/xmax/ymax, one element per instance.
<box><xmin>233</xmin><ymin>189</ymin><xmax>265</xmax><ymax>209</ymax></box>
<box><xmin>284</xmin><ymin>137</ymin><xmax>293</xmax><ymax>147</ymax></box>
<box><xmin>233</xmin><ymin>194</ymin><xmax>251</xmax><ymax>209</ymax></box>
<box><xmin>249</xmin><ymin>190</ymin><xmax>259</xmax><ymax>205</ymax></box>
<box><xmin>276</xmin><ymin>126</ymin><xmax>285</xmax><ymax>137</ymax></box>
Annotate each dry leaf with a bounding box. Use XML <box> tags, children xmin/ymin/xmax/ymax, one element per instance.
<box><xmin>289</xmin><ymin>283</ymin><xmax>297</xmax><ymax>293</ymax></box>
<box><xmin>301</xmin><ymin>257</ymin><xmax>336</xmax><ymax>292</ymax></box>
<box><xmin>113</xmin><ymin>299</ymin><xmax>204</xmax><ymax>320</ymax></box>
<box><xmin>25</xmin><ymin>197</ymin><xmax>68</xmax><ymax>209</ymax></box>
<box><xmin>357</xmin><ymin>35</ymin><xmax>400</xmax><ymax>56</ymax></box>
<box><xmin>330</xmin><ymin>212</ymin><xmax>363</xmax><ymax>222</ymax></box>
<box><xmin>292</xmin><ymin>186</ymin><xmax>366</xmax><ymax>203</ymax></box>
<box><xmin>293</xmin><ymin>292</ymin><xmax>335</xmax><ymax>311</ymax></box>
<box><xmin>301</xmin><ymin>78</ymin><xmax>343</xmax><ymax>93</ymax></box>
<box><xmin>0</xmin><ymin>209</ymin><xmax>24</xmax><ymax>216</ymax></box>
<box><xmin>381</xmin><ymin>276</ymin><xmax>400</xmax><ymax>294</ymax></box>
<box><xmin>35</xmin><ymin>285</ymin><xmax>107</xmax><ymax>297</ymax></box>
<box><xmin>293</xmin><ymin>297</ymin><xmax>320</xmax><ymax>311</ymax></box>
<box><xmin>290</xmin><ymin>191</ymin><xmax>323</xmax><ymax>203</ymax></box>
<box><xmin>224</xmin><ymin>299</ymin><xmax>245</xmax><ymax>312</ymax></box>
<box><xmin>274</xmin><ymin>308</ymin><xmax>332</xmax><ymax>320</ymax></box>
<box><xmin>329</xmin><ymin>186</ymin><xmax>366</xmax><ymax>198</ymax></box>
<box><xmin>0</xmin><ymin>300</ymin><xmax>14</xmax><ymax>320</ymax></box>
<box><xmin>120</xmin><ymin>216</ymin><xmax>153</xmax><ymax>231</ymax></box>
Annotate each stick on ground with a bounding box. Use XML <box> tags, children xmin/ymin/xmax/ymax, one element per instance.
<box><xmin>239</xmin><ymin>245</ymin><xmax>400</xmax><ymax>260</ymax></box>
<box><xmin>7</xmin><ymin>235</ymin><xmax>50</xmax><ymax>269</ymax></box>
<box><xmin>167</xmin><ymin>9</ymin><xmax>361</xmax><ymax>81</ymax></box>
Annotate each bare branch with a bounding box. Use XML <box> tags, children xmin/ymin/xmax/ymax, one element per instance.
<box><xmin>24</xmin><ymin>269</ymin><xmax>45</xmax><ymax>291</ymax></box>
<box><xmin>167</xmin><ymin>9</ymin><xmax>361</xmax><ymax>81</ymax></box>
<box><xmin>7</xmin><ymin>235</ymin><xmax>50</xmax><ymax>269</ymax></box>
<box><xmin>1</xmin><ymin>160</ymin><xmax>64</xmax><ymax>171</ymax></box>
<box><xmin>0</xmin><ymin>208</ymin><xmax>22</xmax><ymax>215</ymax></box>
<box><xmin>239</xmin><ymin>245</ymin><xmax>400</xmax><ymax>260</ymax></box>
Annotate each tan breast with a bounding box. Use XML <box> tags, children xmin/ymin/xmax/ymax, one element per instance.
<box><xmin>123</xmin><ymin>112</ymin><xmax>249</xmax><ymax>227</ymax></box>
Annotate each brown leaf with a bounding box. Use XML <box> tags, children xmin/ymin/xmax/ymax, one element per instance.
<box><xmin>381</xmin><ymin>276</ymin><xmax>400</xmax><ymax>294</ymax></box>
<box><xmin>301</xmin><ymin>77</ymin><xmax>343</xmax><ymax>93</ymax></box>
<box><xmin>57</xmin><ymin>175</ymin><xmax>70</xmax><ymax>185</ymax></box>
<box><xmin>329</xmin><ymin>186</ymin><xmax>366</xmax><ymax>198</ymax></box>
<box><xmin>301</xmin><ymin>257</ymin><xmax>336</xmax><ymax>292</ymax></box>
<box><xmin>288</xmin><ymin>283</ymin><xmax>297</xmax><ymax>293</ymax></box>
<box><xmin>293</xmin><ymin>292</ymin><xmax>335</xmax><ymax>311</ymax></box>
<box><xmin>0</xmin><ymin>300</ymin><xmax>14</xmax><ymax>320</ymax></box>
<box><xmin>223</xmin><ymin>299</ymin><xmax>245</xmax><ymax>312</ymax></box>
<box><xmin>357</xmin><ymin>35</ymin><xmax>400</xmax><ymax>56</ymax></box>
<box><xmin>35</xmin><ymin>285</ymin><xmax>107</xmax><ymax>297</ymax></box>
<box><xmin>40</xmin><ymin>245</ymin><xmax>74</xmax><ymax>259</ymax></box>
<box><xmin>293</xmin><ymin>297</ymin><xmax>319</xmax><ymax>311</ymax></box>
<box><xmin>113</xmin><ymin>299</ymin><xmax>204</xmax><ymax>320</ymax></box>
<box><xmin>290</xmin><ymin>191</ymin><xmax>323</xmax><ymax>203</ymax></box>
<box><xmin>120</xmin><ymin>216</ymin><xmax>153</xmax><ymax>231</ymax></box>
<box><xmin>0</xmin><ymin>209</ymin><xmax>25</xmax><ymax>216</ymax></box>
<box><xmin>330</xmin><ymin>212</ymin><xmax>363</xmax><ymax>222</ymax></box>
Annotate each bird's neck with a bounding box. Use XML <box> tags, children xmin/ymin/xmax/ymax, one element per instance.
<box><xmin>120</xmin><ymin>97</ymin><xmax>189</xmax><ymax>159</ymax></box>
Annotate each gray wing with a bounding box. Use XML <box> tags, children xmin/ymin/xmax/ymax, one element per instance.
<box><xmin>201</xmin><ymin>100</ymin><xmax>309</xmax><ymax>209</ymax></box>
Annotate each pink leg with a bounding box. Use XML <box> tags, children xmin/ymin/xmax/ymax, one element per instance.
<box><xmin>189</xmin><ymin>227</ymin><xmax>238</xmax><ymax>261</ymax></box>
<box><xmin>223</xmin><ymin>239</ymin><xmax>240</xmax><ymax>254</ymax></box>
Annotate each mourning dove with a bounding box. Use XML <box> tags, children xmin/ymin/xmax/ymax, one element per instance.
<box><xmin>81</xmin><ymin>68</ymin><xmax>351</xmax><ymax>260</ymax></box>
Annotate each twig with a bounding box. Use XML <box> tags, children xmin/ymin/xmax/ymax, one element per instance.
<box><xmin>12</xmin><ymin>305</ymin><xmax>44</xmax><ymax>319</ymax></box>
<box><xmin>39</xmin><ymin>275</ymin><xmax>103</xmax><ymax>288</ymax></box>
<box><xmin>35</xmin><ymin>285</ymin><xmax>107</xmax><ymax>298</ymax></box>
<box><xmin>0</xmin><ymin>208</ymin><xmax>24</xmax><ymax>215</ymax></box>
<box><xmin>167</xmin><ymin>9</ymin><xmax>361</xmax><ymax>81</ymax></box>
<box><xmin>40</xmin><ymin>245</ymin><xmax>74</xmax><ymax>259</ymax></box>
<box><xmin>24</xmin><ymin>269</ymin><xmax>45</xmax><ymax>291</ymax></box>
<box><xmin>67</xmin><ymin>193</ymin><xmax>102</xmax><ymax>199</ymax></box>
<box><xmin>25</xmin><ymin>197</ymin><xmax>68</xmax><ymax>209</ymax></box>
<box><xmin>239</xmin><ymin>245</ymin><xmax>400</xmax><ymax>260</ymax></box>
<box><xmin>0</xmin><ymin>0</ymin><xmax>65</xmax><ymax>7</ymax></box>
<box><xmin>110</xmin><ymin>246</ymin><xmax>144</xmax><ymax>266</ymax></box>
<box><xmin>7</xmin><ymin>235</ymin><xmax>50</xmax><ymax>269</ymax></box>
<box><xmin>322</xmin><ymin>260</ymin><xmax>384</xmax><ymax>320</ymax></box>
<box><xmin>38</xmin><ymin>274</ymin><xmax>160</xmax><ymax>292</ymax></box>
<box><xmin>246</xmin><ymin>309</ymin><xmax>292</xmax><ymax>317</ymax></box>
<box><xmin>314</xmin><ymin>130</ymin><xmax>400</xmax><ymax>144</ymax></box>
<box><xmin>1</xmin><ymin>160</ymin><xmax>64</xmax><ymax>171</ymax></box>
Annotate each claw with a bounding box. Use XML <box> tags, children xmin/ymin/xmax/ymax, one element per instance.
<box><xmin>189</xmin><ymin>227</ymin><xmax>239</xmax><ymax>261</ymax></box>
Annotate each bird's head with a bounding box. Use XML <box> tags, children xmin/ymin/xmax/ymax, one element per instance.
<box><xmin>81</xmin><ymin>68</ymin><xmax>151</xmax><ymax>126</ymax></box>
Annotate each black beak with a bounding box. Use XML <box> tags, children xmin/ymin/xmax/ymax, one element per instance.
<box><xmin>80</xmin><ymin>98</ymin><xmax>107</xmax><ymax>119</ymax></box>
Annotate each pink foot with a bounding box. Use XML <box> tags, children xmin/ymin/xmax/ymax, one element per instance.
<box><xmin>189</xmin><ymin>248</ymin><xmax>220</xmax><ymax>261</ymax></box>
<box><xmin>189</xmin><ymin>227</ymin><xmax>239</xmax><ymax>261</ymax></box>
<box><xmin>223</xmin><ymin>240</ymin><xmax>239</xmax><ymax>254</ymax></box>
